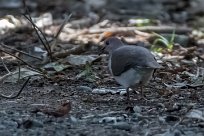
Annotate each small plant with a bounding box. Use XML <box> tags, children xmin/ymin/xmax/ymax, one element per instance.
<box><xmin>151</xmin><ymin>30</ymin><xmax>175</xmax><ymax>52</ymax></box>
<box><xmin>129</xmin><ymin>18</ymin><xmax>152</xmax><ymax>27</ymax></box>
<box><xmin>76</xmin><ymin>62</ymin><xmax>96</xmax><ymax>82</ymax></box>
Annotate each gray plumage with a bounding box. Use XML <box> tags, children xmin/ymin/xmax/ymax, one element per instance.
<box><xmin>111</xmin><ymin>45</ymin><xmax>161</xmax><ymax>76</ymax></box>
<box><xmin>103</xmin><ymin>37</ymin><xmax>161</xmax><ymax>100</ymax></box>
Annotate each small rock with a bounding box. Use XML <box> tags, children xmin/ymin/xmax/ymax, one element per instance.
<box><xmin>0</xmin><ymin>125</ymin><xmax>6</xmax><ymax>129</ymax></box>
<box><xmin>165</xmin><ymin>115</ymin><xmax>179</xmax><ymax>122</ymax></box>
<box><xmin>0</xmin><ymin>110</ymin><xmax>7</xmax><ymax>115</ymax></box>
<box><xmin>157</xmin><ymin>103</ymin><xmax>165</xmax><ymax>109</ymax></box>
<box><xmin>32</xmin><ymin>120</ymin><xmax>43</xmax><ymax>128</ymax></box>
<box><xmin>76</xmin><ymin>86</ymin><xmax>92</xmax><ymax>92</ymax></box>
<box><xmin>158</xmin><ymin>116</ymin><xmax>165</xmax><ymax>123</ymax></box>
<box><xmin>2</xmin><ymin>120</ymin><xmax>18</xmax><ymax>128</ymax></box>
<box><xmin>120</xmin><ymin>91</ymin><xmax>127</xmax><ymax>96</ymax></box>
<box><xmin>22</xmin><ymin>119</ymin><xmax>43</xmax><ymax>129</ymax></box>
<box><xmin>112</xmin><ymin>122</ymin><xmax>131</xmax><ymax>131</ymax></box>
<box><xmin>133</xmin><ymin>106</ymin><xmax>142</xmax><ymax>113</ymax></box>
<box><xmin>92</xmin><ymin>88</ymin><xmax>108</xmax><ymax>94</ymax></box>
<box><xmin>92</xmin><ymin>88</ymin><xmax>126</xmax><ymax>95</ymax></box>
<box><xmin>70</xmin><ymin>116</ymin><xmax>78</xmax><ymax>123</ymax></box>
<box><xmin>99</xmin><ymin>117</ymin><xmax>117</xmax><ymax>123</ymax></box>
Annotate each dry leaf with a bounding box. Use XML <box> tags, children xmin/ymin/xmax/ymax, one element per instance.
<box><xmin>32</xmin><ymin>101</ymin><xmax>71</xmax><ymax>117</ymax></box>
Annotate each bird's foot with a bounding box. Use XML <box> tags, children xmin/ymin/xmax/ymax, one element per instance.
<box><xmin>125</xmin><ymin>96</ymin><xmax>131</xmax><ymax>104</ymax></box>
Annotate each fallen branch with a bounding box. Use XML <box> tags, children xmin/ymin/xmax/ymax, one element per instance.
<box><xmin>0</xmin><ymin>77</ymin><xmax>31</xmax><ymax>99</ymax></box>
<box><xmin>53</xmin><ymin>44</ymin><xmax>90</xmax><ymax>58</ymax></box>
<box><xmin>1</xmin><ymin>57</ymin><xmax>10</xmax><ymax>73</ymax></box>
<box><xmin>0</xmin><ymin>58</ymin><xmax>31</xmax><ymax>99</ymax></box>
<box><xmin>0</xmin><ymin>57</ymin><xmax>13</xmax><ymax>83</ymax></box>
<box><xmin>1</xmin><ymin>43</ymin><xmax>43</xmax><ymax>61</ymax></box>
<box><xmin>50</xmin><ymin>13</ymin><xmax>72</xmax><ymax>52</ymax></box>
<box><xmin>87</xmin><ymin>26</ymin><xmax>192</xmax><ymax>35</ymax></box>
<box><xmin>55</xmin><ymin>14</ymin><xmax>72</xmax><ymax>40</ymax></box>
<box><xmin>0</xmin><ymin>48</ymin><xmax>44</xmax><ymax>74</ymax></box>
<box><xmin>22</xmin><ymin>0</ymin><xmax>52</xmax><ymax>60</ymax></box>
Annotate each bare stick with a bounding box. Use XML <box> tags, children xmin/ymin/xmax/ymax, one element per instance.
<box><xmin>55</xmin><ymin>13</ymin><xmax>72</xmax><ymax>39</ymax></box>
<box><xmin>22</xmin><ymin>0</ymin><xmax>52</xmax><ymax>60</ymax></box>
<box><xmin>18</xmin><ymin>63</ymin><xmax>21</xmax><ymax>82</ymax></box>
<box><xmin>51</xmin><ymin>13</ymin><xmax>72</xmax><ymax>52</ymax></box>
<box><xmin>171</xmin><ymin>105</ymin><xmax>193</xmax><ymax>130</ymax></box>
<box><xmin>1</xmin><ymin>57</ymin><xmax>10</xmax><ymax>73</ymax></box>
<box><xmin>53</xmin><ymin>44</ymin><xmax>89</xmax><ymax>58</ymax></box>
<box><xmin>22</xmin><ymin>0</ymin><xmax>50</xmax><ymax>48</ymax></box>
<box><xmin>87</xmin><ymin>26</ymin><xmax>192</xmax><ymax>34</ymax></box>
<box><xmin>0</xmin><ymin>48</ymin><xmax>43</xmax><ymax>74</ymax></box>
<box><xmin>1</xmin><ymin>43</ymin><xmax>43</xmax><ymax>61</ymax></box>
<box><xmin>0</xmin><ymin>57</ymin><xmax>13</xmax><ymax>83</ymax></box>
<box><xmin>0</xmin><ymin>72</ymin><xmax>13</xmax><ymax>83</ymax></box>
<box><xmin>0</xmin><ymin>77</ymin><xmax>31</xmax><ymax>99</ymax></box>
<box><xmin>23</xmin><ymin>14</ymin><xmax>52</xmax><ymax>59</ymax></box>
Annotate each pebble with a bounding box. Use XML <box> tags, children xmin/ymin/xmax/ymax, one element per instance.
<box><xmin>76</xmin><ymin>86</ymin><xmax>92</xmax><ymax>92</ymax></box>
<box><xmin>112</xmin><ymin>122</ymin><xmax>132</xmax><ymax>131</ymax></box>
<box><xmin>99</xmin><ymin>117</ymin><xmax>117</xmax><ymax>123</ymax></box>
<box><xmin>70</xmin><ymin>116</ymin><xmax>78</xmax><ymax>123</ymax></box>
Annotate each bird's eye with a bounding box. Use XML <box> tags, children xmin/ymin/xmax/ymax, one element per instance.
<box><xmin>105</xmin><ymin>41</ymin><xmax>109</xmax><ymax>45</ymax></box>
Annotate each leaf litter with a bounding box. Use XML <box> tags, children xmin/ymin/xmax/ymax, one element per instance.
<box><xmin>0</xmin><ymin>0</ymin><xmax>204</xmax><ymax>136</ymax></box>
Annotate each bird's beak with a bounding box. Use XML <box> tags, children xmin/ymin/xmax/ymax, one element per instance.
<box><xmin>99</xmin><ymin>46</ymin><xmax>105</xmax><ymax>56</ymax></box>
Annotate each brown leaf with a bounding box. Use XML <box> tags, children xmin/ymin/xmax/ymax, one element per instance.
<box><xmin>32</xmin><ymin>101</ymin><xmax>71</xmax><ymax>117</ymax></box>
<box><xmin>99</xmin><ymin>31</ymin><xmax>115</xmax><ymax>42</ymax></box>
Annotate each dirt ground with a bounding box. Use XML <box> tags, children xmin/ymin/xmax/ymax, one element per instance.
<box><xmin>0</xmin><ymin>60</ymin><xmax>204</xmax><ymax>136</ymax></box>
<box><xmin>0</xmin><ymin>0</ymin><xmax>204</xmax><ymax>136</ymax></box>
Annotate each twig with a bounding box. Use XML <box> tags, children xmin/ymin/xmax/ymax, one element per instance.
<box><xmin>0</xmin><ymin>57</ymin><xmax>13</xmax><ymax>83</ymax></box>
<box><xmin>0</xmin><ymin>57</ymin><xmax>10</xmax><ymax>73</ymax></box>
<box><xmin>0</xmin><ymin>72</ymin><xmax>13</xmax><ymax>83</ymax></box>
<box><xmin>0</xmin><ymin>48</ymin><xmax>43</xmax><ymax>74</ymax></box>
<box><xmin>1</xmin><ymin>43</ymin><xmax>43</xmax><ymax>61</ymax></box>
<box><xmin>170</xmin><ymin>105</ymin><xmax>193</xmax><ymax>131</ymax></box>
<box><xmin>51</xmin><ymin>13</ymin><xmax>72</xmax><ymax>51</ymax></box>
<box><xmin>22</xmin><ymin>0</ymin><xmax>50</xmax><ymax>47</ymax></box>
<box><xmin>87</xmin><ymin>26</ymin><xmax>192</xmax><ymax>34</ymax></box>
<box><xmin>23</xmin><ymin>14</ymin><xmax>52</xmax><ymax>60</ymax></box>
<box><xmin>0</xmin><ymin>77</ymin><xmax>31</xmax><ymax>99</ymax></box>
<box><xmin>18</xmin><ymin>63</ymin><xmax>21</xmax><ymax>82</ymax></box>
<box><xmin>22</xmin><ymin>0</ymin><xmax>52</xmax><ymax>60</ymax></box>
<box><xmin>53</xmin><ymin>44</ymin><xmax>89</xmax><ymax>58</ymax></box>
<box><xmin>55</xmin><ymin>13</ymin><xmax>72</xmax><ymax>39</ymax></box>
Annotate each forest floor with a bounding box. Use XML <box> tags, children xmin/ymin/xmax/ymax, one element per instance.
<box><xmin>0</xmin><ymin>0</ymin><xmax>204</xmax><ymax>135</ymax></box>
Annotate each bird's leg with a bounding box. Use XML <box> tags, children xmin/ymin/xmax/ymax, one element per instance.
<box><xmin>135</xmin><ymin>82</ymin><xmax>144</xmax><ymax>97</ymax></box>
<box><xmin>140</xmin><ymin>85</ymin><xmax>144</xmax><ymax>97</ymax></box>
<box><xmin>139</xmin><ymin>84</ymin><xmax>148</xmax><ymax>101</ymax></box>
<box><xmin>126</xmin><ymin>87</ymin><xmax>130</xmax><ymax>103</ymax></box>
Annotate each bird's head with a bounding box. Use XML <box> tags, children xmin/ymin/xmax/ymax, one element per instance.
<box><xmin>100</xmin><ymin>37</ymin><xmax>124</xmax><ymax>55</ymax></box>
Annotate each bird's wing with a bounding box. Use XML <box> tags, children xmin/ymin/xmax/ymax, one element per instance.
<box><xmin>111</xmin><ymin>46</ymin><xmax>161</xmax><ymax>76</ymax></box>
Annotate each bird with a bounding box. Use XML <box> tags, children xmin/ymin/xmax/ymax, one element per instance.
<box><xmin>101</xmin><ymin>37</ymin><xmax>161</xmax><ymax>101</ymax></box>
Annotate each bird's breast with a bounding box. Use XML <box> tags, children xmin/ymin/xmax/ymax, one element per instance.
<box><xmin>114</xmin><ymin>68</ymin><xmax>154</xmax><ymax>89</ymax></box>
<box><xmin>108</xmin><ymin>55</ymin><xmax>113</xmax><ymax>75</ymax></box>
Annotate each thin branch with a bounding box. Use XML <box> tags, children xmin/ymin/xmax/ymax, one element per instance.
<box><xmin>23</xmin><ymin>14</ymin><xmax>52</xmax><ymax>59</ymax></box>
<box><xmin>171</xmin><ymin>105</ymin><xmax>193</xmax><ymax>130</ymax></box>
<box><xmin>0</xmin><ymin>57</ymin><xmax>10</xmax><ymax>73</ymax></box>
<box><xmin>22</xmin><ymin>0</ymin><xmax>50</xmax><ymax>47</ymax></box>
<box><xmin>0</xmin><ymin>77</ymin><xmax>31</xmax><ymax>99</ymax></box>
<box><xmin>87</xmin><ymin>26</ymin><xmax>192</xmax><ymax>35</ymax></box>
<box><xmin>51</xmin><ymin>13</ymin><xmax>72</xmax><ymax>51</ymax></box>
<box><xmin>53</xmin><ymin>44</ymin><xmax>89</xmax><ymax>58</ymax></box>
<box><xmin>0</xmin><ymin>57</ymin><xmax>13</xmax><ymax>84</ymax></box>
<box><xmin>1</xmin><ymin>43</ymin><xmax>43</xmax><ymax>61</ymax></box>
<box><xmin>0</xmin><ymin>48</ymin><xmax>43</xmax><ymax>73</ymax></box>
<box><xmin>0</xmin><ymin>73</ymin><xmax>13</xmax><ymax>83</ymax></box>
<box><xmin>22</xmin><ymin>0</ymin><xmax>52</xmax><ymax>60</ymax></box>
<box><xmin>55</xmin><ymin>13</ymin><xmax>72</xmax><ymax>39</ymax></box>
<box><xmin>18</xmin><ymin>63</ymin><xmax>21</xmax><ymax>82</ymax></box>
